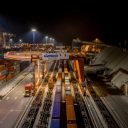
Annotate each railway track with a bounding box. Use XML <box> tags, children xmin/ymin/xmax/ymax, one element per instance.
<box><xmin>88</xmin><ymin>82</ymin><xmax>120</xmax><ymax>128</ymax></box>
<box><xmin>36</xmin><ymin>89</ymin><xmax>53</xmax><ymax>128</ymax></box>
<box><xmin>68</xmin><ymin>60</ymin><xmax>93</xmax><ymax>128</ymax></box>
<box><xmin>72</xmin><ymin>75</ymin><xmax>93</xmax><ymax>128</ymax></box>
<box><xmin>21</xmin><ymin>88</ymin><xmax>44</xmax><ymax>128</ymax></box>
<box><xmin>15</xmin><ymin>61</ymin><xmax>57</xmax><ymax>128</ymax></box>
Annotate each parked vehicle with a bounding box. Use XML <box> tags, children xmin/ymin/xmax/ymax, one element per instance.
<box><xmin>24</xmin><ymin>83</ymin><xmax>33</xmax><ymax>97</ymax></box>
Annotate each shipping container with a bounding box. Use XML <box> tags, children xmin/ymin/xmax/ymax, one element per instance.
<box><xmin>65</xmin><ymin>90</ymin><xmax>71</xmax><ymax>95</ymax></box>
<box><xmin>0</xmin><ymin>70</ymin><xmax>8</xmax><ymax>76</ymax></box>
<box><xmin>0</xmin><ymin>53</ymin><xmax>4</xmax><ymax>60</ymax></box>
<box><xmin>58</xmin><ymin>68</ymin><xmax>62</xmax><ymax>73</ymax></box>
<box><xmin>50</xmin><ymin>119</ymin><xmax>60</xmax><ymax>128</ymax></box>
<box><xmin>56</xmin><ymin>80</ymin><xmax>61</xmax><ymax>86</ymax></box>
<box><xmin>52</xmin><ymin>102</ymin><xmax>60</xmax><ymax>118</ymax></box>
<box><xmin>65</xmin><ymin>85</ymin><xmax>71</xmax><ymax>91</ymax></box>
<box><xmin>0</xmin><ymin>75</ymin><xmax>6</xmax><ymax>80</ymax></box>
<box><xmin>66</xmin><ymin>95</ymin><xmax>73</xmax><ymax>105</ymax></box>
<box><xmin>54</xmin><ymin>93</ymin><xmax>61</xmax><ymax>103</ymax></box>
<box><xmin>0</xmin><ymin>65</ymin><xmax>5</xmax><ymax>71</ymax></box>
<box><xmin>66</xmin><ymin>105</ymin><xmax>76</xmax><ymax>123</ymax></box>
<box><xmin>8</xmin><ymin>66</ymin><xmax>16</xmax><ymax>72</ymax></box>
<box><xmin>56</xmin><ymin>86</ymin><xmax>61</xmax><ymax>93</ymax></box>
<box><xmin>4</xmin><ymin>61</ymin><xmax>13</xmax><ymax>67</ymax></box>
<box><xmin>65</xmin><ymin>80</ymin><xmax>70</xmax><ymax>85</ymax></box>
<box><xmin>58</xmin><ymin>73</ymin><xmax>62</xmax><ymax>79</ymax></box>
<box><xmin>65</xmin><ymin>76</ymin><xmax>69</xmax><ymax>80</ymax></box>
<box><xmin>62</xmin><ymin>72</ymin><xmax>64</xmax><ymax>79</ymax></box>
<box><xmin>67</xmin><ymin>124</ymin><xmax>77</xmax><ymax>128</ymax></box>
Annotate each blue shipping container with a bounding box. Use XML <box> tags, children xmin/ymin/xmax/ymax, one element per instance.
<box><xmin>56</xmin><ymin>86</ymin><xmax>61</xmax><ymax>93</ymax></box>
<box><xmin>50</xmin><ymin>119</ymin><xmax>60</xmax><ymax>128</ymax></box>
<box><xmin>52</xmin><ymin>102</ymin><xmax>60</xmax><ymax>118</ymax></box>
<box><xmin>55</xmin><ymin>93</ymin><xmax>61</xmax><ymax>103</ymax></box>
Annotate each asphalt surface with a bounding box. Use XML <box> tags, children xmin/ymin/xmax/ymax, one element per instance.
<box><xmin>0</xmin><ymin>73</ymin><xmax>32</xmax><ymax>128</ymax></box>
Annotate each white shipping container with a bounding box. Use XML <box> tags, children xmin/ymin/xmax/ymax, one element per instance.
<box><xmin>0</xmin><ymin>70</ymin><xmax>8</xmax><ymax>76</ymax></box>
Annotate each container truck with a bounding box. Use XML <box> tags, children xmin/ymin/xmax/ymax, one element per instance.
<box><xmin>24</xmin><ymin>83</ymin><xmax>33</xmax><ymax>97</ymax></box>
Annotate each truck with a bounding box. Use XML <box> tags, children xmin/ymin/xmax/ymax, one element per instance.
<box><xmin>24</xmin><ymin>83</ymin><xmax>33</xmax><ymax>97</ymax></box>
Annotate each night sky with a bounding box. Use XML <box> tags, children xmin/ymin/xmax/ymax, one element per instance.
<box><xmin>0</xmin><ymin>1</ymin><xmax>128</xmax><ymax>46</ymax></box>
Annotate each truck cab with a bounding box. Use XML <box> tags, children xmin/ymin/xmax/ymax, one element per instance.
<box><xmin>24</xmin><ymin>83</ymin><xmax>33</xmax><ymax>97</ymax></box>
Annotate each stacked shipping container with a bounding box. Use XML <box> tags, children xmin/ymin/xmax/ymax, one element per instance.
<box><xmin>50</xmin><ymin>62</ymin><xmax>62</xmax><ymax>128</ymax></box>
<box><xmin>50</xmin><ymin>81</ymin><xmax>61</xmax><ymax>128</ymax></box>
<box><xmin>0</xmin><ymin>60</ymin><xmax>20</xmax><ymax>81</ymax></box>
<box><xmin>0</xmin><ymin>65</ymin><xmax>7</xmax><ymax>81</ymax></box>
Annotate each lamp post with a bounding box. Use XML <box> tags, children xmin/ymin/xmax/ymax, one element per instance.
<box><xmin>52</xmin><ymin>38</ymin><xmax>55</xmax><ymax>42</ymax></box>
<box><xmin>9</xmin><ymin>38</ymin><xmax>13</xmax><ymax>48</ymax></box>
<box><xmin>19</xmin><ymin>39</ymin><xmax>22</xmax><ymax>43</ymax></box>
<box><xmin>45</xmin><ymin>36</ymin><xmax>48</xmax><ymax>44</ymax></box>
<box><xmin>49</xmin><ymin>37</ymin><xmax>52</xmax><ymax>43</ymax></box>
<box><xmin>31</xmin><ymin>28</ymin><xmax>36</xmax><ymax>43</ymax></box>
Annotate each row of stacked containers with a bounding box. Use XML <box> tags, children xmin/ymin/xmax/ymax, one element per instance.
<box><xmin>64</xmin><ymin>60</ymin><xmax>77</xmax><ymax>128</ymax></box>
<box><xmin>0</xmin><ymin>60</ymin><xmax>30</xmax><ymax>83</ymax></box>
<box><xmin>0</xmin><ymin>60</ymin><xmax>20</xmax><ymax>82</ymax></box>
<box><xmin>50</xmin><ymin>61</ymin><xmax>62</xmax><ymax>128</ymax></box>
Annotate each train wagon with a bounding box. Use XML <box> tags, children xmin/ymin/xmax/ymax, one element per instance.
<box><xmin>67</xmin><ymin>124</ymin><xmax>77</xmax><ymax>128</ymax></box>
<box><xmin>65</xmin><ymin>84</ymin><xmax>71</xmax><ymax>91</ymax></box>
<box><xmin>56</xmin><ymin>79</ymin><xmax>61</xmax><ymax>86</ymax></box>
<box><xmin>58</xmin><ymin>72</ymin><xmax>62</xmax><ymax>79</ymax></box>
<box><xmin>52</xmin><ymin>102</ymin><xmax>61</xmax><ymax>118</ymax></box>
<box><xmin>65</xmin><ymin>90</ymin><xmax>71</xmax><ymax>95</ymax></box>
<box><xmin>54</xmin><ymin>93</ymin><xmax>61</xmax><ymax>103</ymax></box>
<box><xmin>58</xmin><ymin>68</ymin><xmax>62</xmax><ymax>73</ymax></box>
<box><xmin>66</xmin><ymin>95</ymin><xmax>77</xmax><ymax>128</ymax></box>
<box><xmin>50</xmin><ymin>119</ymin><xmax>60</xmax><ymax>128</ymax></box>
<box><xmin>66</xmin><ymin>105</ymin><xmax>76</xmax><ymax>122</ymax></box>
<box><xmin>50</xmin><ymin>79</ymin><xmax>61</xmax><ymax>128</ymax></box>
<box><xmin>65</xmin><ymin>95</ymin><xmax>73</xmax><ymax>105</ymax></box>
<box><xmin>56</xmin><ymin>86</ymin><xmax>61</xmax><ymax>93</ymax></box>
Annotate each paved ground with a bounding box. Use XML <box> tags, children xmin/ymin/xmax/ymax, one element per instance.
<box><xmin>0</xmin><ymin>74</ymin><xmax>32</xmax><ymax>128</ymax></box>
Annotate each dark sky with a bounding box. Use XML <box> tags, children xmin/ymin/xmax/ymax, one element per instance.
<box><xmin>0</xmin><ymin>1</ymin><xmax>128</xmax><ymax>46</ymax></box>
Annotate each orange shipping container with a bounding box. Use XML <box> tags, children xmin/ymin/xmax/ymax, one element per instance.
<box><xmin>0</xmin><ymin>65</ymin><xmax>5</xmax><ymax>71</ymax></box>
<box><xmin>0</xmin><ymin>75</ymin><xmax>6</xmax><ymax>80</ymax></box>
<box><xmin>67</xmin><ymin>124</ymin><xmax>77</xmax><ymax>128</ymax></box>
<box><xmin>4</xmin><ymin>62</ymin><xmax>13</xmax><ymax>67</ymax></box>
<box><xmin>58</xmin><ymin>73</ymin><xmax>62</xmax><ymax>79</ymax></box>
<box><xmin>66</xmin><ymin>95</ymin><xmax>73</xmax><ymax>105</ymax></box>
<box><xmin>66</xmin><ymin>105</ymin><xmax>76</xmax><ymax>122</ymax></box>
<box><xmin>8</xmin><ymin>66</ymin><xmax>16</xmax><ymax>72</ymax></box>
